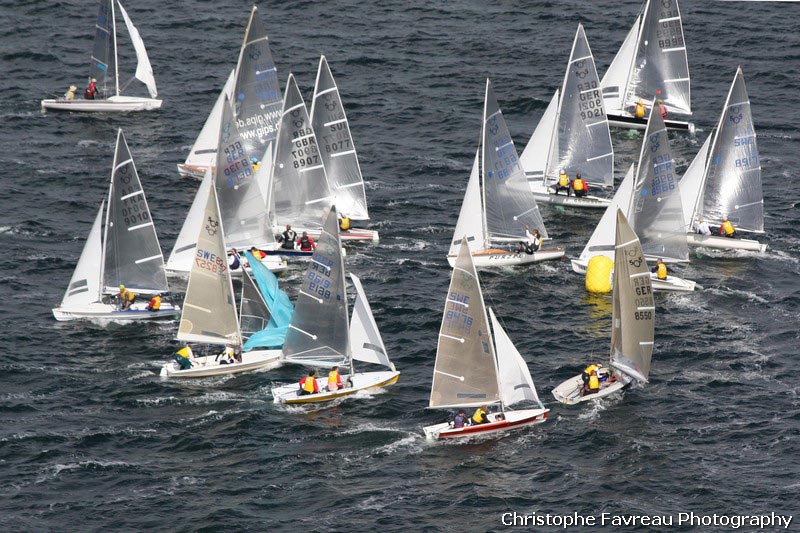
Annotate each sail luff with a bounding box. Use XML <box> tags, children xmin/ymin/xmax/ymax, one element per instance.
<box><xmin>112</xmin><ymin>0</ymin><xmax>119</xmax><ymax>96</ymax></box>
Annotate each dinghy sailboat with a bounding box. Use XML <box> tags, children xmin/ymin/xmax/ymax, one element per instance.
<box><xmin>160</xmin><ymin>185</ymin><xmax>282</xmax><ymax>378</ymax></box>
<box><xmin>520</xmin><ymin>24</ymin><xmax>614</xmax><ymax>209</ymax></box>
<box><xmin>53</xmin><ymin>130</ymin><xmax>178</xmax><ymax>321</ymax></box>
<box><xmin>679</xmin><ymin>68</ymin><xmax>767</xmax><ymax>253</ymax></box>
<box><xmin>599</xmin><ymin>0</ymin><xmax>693</xmax><ymax>131</ymax></box>
<box><xmin>553</xmin><ymin>210</ymin><xmax>655</xmax><ymax>404</ymax></box>
<box><xmin>423</xmin><ymin>240</ymin><xmax>549</xmax><ymax>440</ymax></box>
<box><xmin>41</xmin><ymin>0</ymin><xmax>161</xmax><ymax>112</ymax></box>
<box><xmin>271</xmin><ymin>206</ymin><xmax>399</xmax><ymax>404</ymax></box>
<box><xmin>448</xmin><ymin>79</ymin><xmax>564</xmax><ymax>268</ymax></box>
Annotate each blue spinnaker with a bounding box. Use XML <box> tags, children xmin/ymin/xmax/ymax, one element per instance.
<box><xmin>243</xmin><ymin>251</ymin><xmax>293</xmax><ymax>350</ymax></box>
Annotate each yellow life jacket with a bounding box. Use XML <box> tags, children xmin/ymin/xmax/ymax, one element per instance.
<box><xmin>301</xmin><ymin>376</ymin><xmax>316</xmax><ymax>393</ymax></box>
<box><xmin>176</xmin><ymin>347</ymin><xmax>191</xmax><ymax>359</ymax></box>
<box><xmin>120</xmin><ymin>288</ymin><xmax>134</xmax><ymax>301</ymax></box>
<box><xmin>339</xmin><ymin>217</ymin><xmax>351</xmax><ymax>231</ymax></box>
<box><xmin>150</xmin><ymin>295</ymin><xmax>161</xmax><ymax>310</ymax></box>
<box><xmin>472</xmin><ymin>408</ymin><xmax>487</xmax><ymax>424</ymax></box>
<box><xmin>572</xmin><ymin>179</ymin><xmax>585</xmax><ymax>191</ymax></box>
<box><xmin>252</xmin><ymin>162</ymin><xmax>260</xmax><ymax>172</ymax></box>
<box><xmin>722</xmin><ymin>220</ymin><xmax>734</xmax><ymax>235</ymax></box>
<box><xmin>657</xmin><ymin>263</ymin><xmax>667</xmax><ymax>280</ymax></box>
<box><xmin>558</xmin><ymin>173</ymin><xmax>569</xmax><ymax>187</ymax></box>
<box><xmin>584</xmin><ymin>364</ymin><xmax>599</xmax><ymax>375</ymax></box>
<box><xmin>588</xmin><ymin>374</ymin><xmax>600</xmax><ymax>391</ymax></box>
<box><xmin>635</xmin><ymin>102</ymin><xmax>645</xmax><ymax>118</ymax></box>
<box><xmin>328</xmin><ymin>370</ymin><xmax>340</xmax><ymax>385</ymax></box>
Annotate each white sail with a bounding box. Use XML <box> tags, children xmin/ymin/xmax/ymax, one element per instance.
<box><xmin>282</xmin><ymin>206</ymin><xmax>350</xmax><ymax>368</ymax></box>
<box><xmin>600</xmin><ymin>18</ymin><xmax>639</xmax><ymax>113</ymax></box>
<box><xmin>254</xmin><ymin>141</ymin><xmax>275</xmax><ymax>223</ymax></box>
<box><xmin>310</xmin><ymin>56</ymin><xmax>369</xmax><ymax>221</ymax></box>
<box><xmin>699</xmin><ymin>68</ymin><xmax>763</xmax><ymax>233</ymax></box>
<box><xmin>167</xmin><ymin>168</ymin><xmax>213</xmax><ymax>273</ymax></box>
<box><xmin>520</xmin><ymin>91</ymin><xmax>559</xmax><ymax>184</ymax></box>
<box><xmin>546</xmin><ymin>24</ymin><xmax>614</xmax><ymax>187</ymax></box>
<box><xmin>610</xmin><ymin>210</ymin><xmax>655</xmax><ymax>383</ymax></box>
<box><xmin>349</xmin><ymin>273</ymin><xmax>393</xmax><ymax>370</ymax></box>
<box><xmin>489</xmin><ymin>308</ymin><xmax>541</xmax><ymax>408</ymax></box>
<box><xmin>177</xmin><ymin>185</ymin><xmax>241</xmax><ymax>346</ymax></box>
<box><xmin>449</xmin><ymin>150</ymin><xmax>486</xmax><ymax>256</ymax></box>
<box><xmin>183</xmin><ymin>70</ymin><xmax>235</xmax><ymax>171</ymax></box>
<box><xmin>116</xmin><ymin>1</ymin><xmax>157</xmax><ymax>98</ymax></box>
<box><xmin>678</xmin><ymin>134</ymin><xmax>711</xmax><ymax>231</ymax></box>
<box><xmin>578</xmin><ymin>164</ymin><xmax>636</xmax><ymax>264</ymax></box>
<box><xmin>90</xmin><ymin>0</ymin><xmax>117</xmax><ymax>98</ymax></box>
<box><xmin>61</xmin><ymin>203</ymin><xmax>104</xmax><ymax>307</ymax></box>
<box><xmin>429</xmin><ymin>240</ymin><xmax>500</xmax><ymax>410</ymax></box>
<box><xmin>102</xmin><ymin>129</ymin><xmax>169</xmax><ymax>295</ymax></box>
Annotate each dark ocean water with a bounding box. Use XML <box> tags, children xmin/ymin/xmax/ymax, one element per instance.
<box><xmin>1</xmin><ymin>0</ymin><xmax>799</xmax><ymax>530</ymax></box>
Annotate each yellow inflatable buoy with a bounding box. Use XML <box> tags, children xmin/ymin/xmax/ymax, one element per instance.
<box><xmin>585</xmin><ymin>255</ymin><xmax>613</xmax><ymax>294</ymax></box>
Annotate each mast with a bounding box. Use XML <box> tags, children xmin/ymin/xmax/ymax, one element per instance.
<box><xmin>99</xmin><ymin>133</ymin><xmax>120</xmax><ymax>298</ymax></box>
<box><xmin>542</xmin><ymin>89</ymin><xmax>560</xmax><ymax>186</ymax></box>
<box><xmin>480</xmin><ymin>81</ymin><xmax>490</xmax><ymax>250</ymax></box>
<box><xmin>112</xmin><ymin>0</ymin><xmax>120</xmax><ymax>96</ymax></box>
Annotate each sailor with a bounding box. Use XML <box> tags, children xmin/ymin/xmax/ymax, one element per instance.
<box><xmin>250</xmin><ymin>157</ymin><xmax>260</xmax><ymax>172</ymax></box>
<box><xmin>582</xmin><ymin>366</ymin><xmax>601</xmax><ymax>396</ymax></box>
<box><xmin>216</xmin><ymin>343</ymin><xmax>235</xmax><ymax>365</ymax></box>
<box><xmin>634</xmin><ymin>98</ymin><xmax>646</xmax><ymax>119</ymax></box>
<box><xmin>517</xmin><ymin>225</ymin><xmax>541</xmax><ymax>255</ymax></box>
<box><xmin>175</xmin><ymin>345</ymin><xmax>193</xmax><ymax>370</ymax></box>
<box><xmin>581</xmin><ymin>363</ymin><xmax>600</xmax><ymax>395</ymax></box>
<box><xmin>278</xmin><ymin>224</ymin><xmax>297</xmax><ymax>250</ymax></box>
<box><xmin>339</xmin><ymin>215</ymin><xmax>351</xmax><ymax>231</ymax></box>
<box><xmin>327</xmin><ymin>365</ymin><xmax>343</xmax><ymax>391</ymax></box>
<box><xmin>249</xmin><ymin>246</ymin><xmax>266</xmax><ymax>261</ymax></box>
<box><xmin>471</xmin><ymin>405</ymin><xmax>490</xmax><ymax>425</ymax></box>
<box><xmin>117</xmin><ymin>284</ymin><xmax>135</xmax><ymax>310</ymax></box>
<box><xmin>453</xmin><ymin>410</ymin><xmax>467</xmax><ymax>428</ymax></box>
<box><xmin>299</xmin><ymin>370</ymin><xmax>320</xmax><ymax>396</ymax></box>
<box><xmin>657</xmin><ymin>99</ymin><xmax>668</xmax><ymax>119</ymax></box>
<box><xmin>719</xmin><ymin>217</ymin><xmax>736</xmax><ymax>238</ymax></box>
<box><xmin>651</xmin><ymin>258</ymin><xmax>668</xmax><ymax>280</ymax></box>
<box><xmin>554</xmin><ymin>169</ymin><xmax>570</xmax><ymax>196</ymax></box>
<box><xmin>84</xmin><ymin>78</ymin><xmax>98</xmax><ymax>100</ymax></box>
<box><xmin>298</xmin><ymin>231</ymin><xmax>316</xmax><ymax>252</ymax></box>
<box><xmin>695</xmin><ymin>216</ymin><xmax>711</xmax><ymax>236</ymax></box>
<box><xmin>228</xmin><ymin>248</ymin><xmax>241</xmax><ymax>270</ymax></box>
<box><xmin>571</xmin><ymin>173</ymin><xmax>588</xmax><ymax>198</ymax></box>
<box><xmin>64</xmin><ymin>85</ymin><xmax>78</xmax><ymax>101</ymax></box>
<box><xmin>147</xmin><ymin>293</ymin><xmax>162</xmax><ymax>311</ymax></box>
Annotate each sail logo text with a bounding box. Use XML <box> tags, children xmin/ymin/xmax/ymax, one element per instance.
<box><xmin>499</xmin><ymin>511</ymin><xmax>793</xmax><ymax>529</ymax></box>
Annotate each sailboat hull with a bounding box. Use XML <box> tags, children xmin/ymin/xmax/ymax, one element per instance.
<box><xmin>41</xmin><ymin>96</ymin><xmax>162</xmax><ymax>112</ymax></box>
<box><xmin>447</xmin><ymin>248</ymin><xmax>565</xmax><ymax>268</ymax></box>
<box><xmin>166</xmin><ymin>253</ymin><xmax>287</xmax><ymax>277</ymax></box>
<box><xmin>160</xmin><ymin>349</ymin><xmax>282</xmax><ymax>378</ymax></box>
<box><xmin>52</xmin><ymin>301</ymin><xmax>179</xmax><ymax>322</ymax></box>
<box><xmin>423</xmin><ymin>408</ymin><xmax>549</xmax><ymax>440</ymax></box>
<box><xmin>529</xmin><ymin>183</ymin><xmax>611</xmax><ymax>209</ymax></box>
<box><xmin>289</xmin><ymin>226</ymin><xmax>379</xmax><ymax>244</ymax></box>
<box><xmin>176</xmin><ymin>164</ymin><xmax>210</xmax><ymax>180</ymax></box>
<box><xmin>606</xmin><ymin>111</ymin><xmax>694</xmax><ymax>133</ymax></box>
<box><xmin>552</xmin><ymin>373</ymin><xmax>629</xmax><ymax>405</ymax></box>
<box><xmin>271</xmin><ymin>371</ymin><xmax>400</xmax><ymax>404</ymax></box>
<box><xmin>686</xmin><ymin>233</ymin><xmax>767</xmax><ymax>253</ymax></box>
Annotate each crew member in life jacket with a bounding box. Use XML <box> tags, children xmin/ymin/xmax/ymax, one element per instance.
<box><xmin>571</xmin><ymin>173</ymin><xmax>588</xmax><ymax>198</ymax></box>
<box><xmin>117</xmin><ymin>284</ymin><xmax>135</xmax><ymax>310</ymax></box>
<box><xmin>250</xmin><ymin>157</ymin><xmax>260</xmax><ymax>173</ymax></box>
<box><xmin>453</xmin><ymin>410</ymin><xmax>467</xmax><ymax>428</ymax></box>
<box><xmin>216</xmin><ymin>343</ymin><xmax>236</xmax><ymax>365</ymax></box>
<box><xmin>695</xmin><ymin>216</ymin><xmax>711</xmax><ymax>236</ymax></box>
<box><xmin>657</xmin><ymin>99</ymin><xmax>668</xmax><ymax>119</ymax></box>
<box><xmin>84</xmin><ymin>78</ymin><xmax>98</xmax><ymax>100</ymax></box>
<box><xmin>651</xmin><ymin>258</ymin><xmax>668</xmax><ymax>280</ymax></box>
<box><xmin>64</xmin><ymin>85</ymin><xmax>78</xmax><ymax>101</ymax></box>
<box><xmin>472</xmin><ymin>405</ymin><xmax>490</xmax><ymax>425</ymax></box>
<box><xmin>299</xmin><ymin>370</ymin><xmax>320</xmax><ymax>396</ymax></box>
<box><xmin>175</xmin><ymin>345</ymin><xmax>194</xmax><ymax>370</ymax></box>
<box><xmin>278</xmin><ymin>224</ymin><xmax>297</xmax><ymax>250</ymax></box>
<box><xmin>516</xmin><ymin>225</ymin><xmax>542</xmax><ymax>255</ymax></box>
<box><xmin>147</xmin><ymin>293</ymin><xmax>162</xmax><ymax>312</ymax></box>
<box><xmin>228</xmin><ymin>248</ymin><xmax>241</xmax><ymax>271</ymax></box>
<box><xmin>553</xmin><ymin>169</ymin><xmax>570</xmax><ymax>196</ymax></box>
<box><xmin>249</xmin><ymin>246</ymin><xmax>266</xmax><ymax>261</ymax></box>
<box><xmin>581</xmin><ymin>364</ymin><xmax>601</xmax><ymax>396</ymax></box>
<box><xmin>634</xmin><ymin>98</ymin><xmax>646</xmax><ymax>119</ymax></box>
<box><xmin>327</xmin><ymin>365</ymin><xmax>344</xmax><ymax>391</ymax></box>
<box><xmin>719</xmin><ymin>217</ymin><xmax>736</xmax><ymax>238</ymax></box>
<box><xmin>339</xmin><ymin>214</ymin><xmax>351</xmax><ymax>231</ymax></box>
<box><xmin>298</xmin><ymin>231</ymin><xmax>316</xmax><ymax>252</ymax></box>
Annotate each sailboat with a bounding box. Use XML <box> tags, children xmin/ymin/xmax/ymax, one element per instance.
<box><xmin>448</xmin><ymin>79</ymin><xmax>564</xmax><ymax>268</ymax></box>
<box><xmin>41</xmin><ymin>0</ymin><xmax>161</xmax><ymax>112</ymax></box>
<box><xmin>599</xmin><ymin>0</ymin><xmax>693</xmax><ymax>131</ymax></box>
<box><xmin>53</xmin><ymin>130</ymin><xmax>178</xmax><ymax>321</ymax></box>
<box><xmin>520</xmin><ymin>24</ymin><xmax>614</xmax><ymax>209</ymax></box>
<box><xmin>679</xmin><ymin>68</ymin><xmax>767</xmax><ymax>253</ymax></box>
<box><xmin>423</xmin><ymin>240</ymin><xmax>549</xmax><ymax>440</ymax></box>
<box><xmin>553</xmin><ymin>210</ymin><xmax>655</xmax><ymax>404</ymax></box>
<box><xmin>309</xmin><ymin>56</ymin><xmax>370</xmax><ymax>222</ymax></box>
<box><xmin>160</xmin><ymin>185</ymin><xmax>282</xmax><ymax>378</ymax></box>
<box><xmin>177</xmin><ymin>71</ymin><xmax>235</xmax><ymax>179</ymax></box>
<box><xmin>271</xmin><ymin>206</ymin><xmax>399</xmax><ymax>404</ymax></box>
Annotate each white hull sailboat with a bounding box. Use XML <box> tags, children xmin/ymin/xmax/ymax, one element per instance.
<box><xmin>447</xmin><ymin>79</ymin><xmax>564</xmax><ymax>269</ymax></box>
<box><xmin>521</xmin><ymin>25</ymin><xmax>614</xmax><ymax>209</ymax></box>
<box><xmin>41</xmin><ymin>1</ymin><xmax>161</xmax><ymax>112</ymax></box>
<box><xmin>679</xmin><ymin>68</ymin><xmax>767</xmax><ymax>253</ymax></box>
<box><xmin>53</xmin><ymin>130</ymin><xmax>178</xmax><ymax>321</ymax></box>
<box><xmin>272</xmin><ymin>207</ymin><xmax>398</xmax><ymax>404</ymax></box>
<box><xmin>553</xmin><ymin>210</ymin><xmax>655</xmax><ymax>405</ymax></box>
<box><xmin>599</xmin><ymin>0</ymin><xmax>693</xmax><ymax>131</ymax></box>
<box><xmin>425</xmin><ymin>240</ymin><xmax>549</xmax><ymax>440</ymax></box>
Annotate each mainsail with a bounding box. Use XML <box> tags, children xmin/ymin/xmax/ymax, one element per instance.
<box><xmin>90</xmin><ymin>0</ymin><xmax>117</xmax><ymax>97</ymax></box>
<box><xmin>183</xmin><ymin>70</ymin><xmax>235</xmax><ymax>173</ymax></box>
<box><xmin>232</xmin><ymin>6</ymin><xmax>282</xmax><ymax>158</ymax></box>
<box><xmin>546</xmin><ymin>24</ymin><xmax>614</xmax><ymax>187</ymax></box>
<box><xmin>282</xmin><ymin>207</ymin><xmax>349</xmax><ymax>367</ymax></box>
<box><xmin>610</xmin><ymin>210</ymin><xmax>655</xmax><ymax>383</ymax></box>
<box><xmin>678</xmin><ymin>134</ymin><xmax>711</xmax><ymax>231</ymax></box>
<box><xmin>349</xmin><ymin>273</ymin><xmax>393</xmax><ymax>370</ymax></box>
<box><xmin>489</xmin><ymin>308</ymin><xmax>541</xmax><ymax>408</ymax></box>
<box><xmin>177</xmin><ymin>185</ymin><xmax>241</xmax><ymax>346</ymax></box>
<box><xmin>116</xmin><ymin>1</ymin><xmax>157</xmax><ymax>98</ymax></box>
<box><xmin>699</xmin><ymin>68</ymin><xmax>763</xmax><ymax>232</ymax></box>
<box><xmin>520</xmin><ymin>91</ymin><xmax>559</xmax><ymax>183</ymax></box>
<box><xmin>449</xmin><ymin>150</ymin><xmax>486</xmax><ymax>256</ymax></box>
<box><xmin>242</xmin><ymin>250</ymin><xmax>292</xmax><ymax>350</ymax></box>
<box><xmin>61</xmin><ymin>203</ymin><xmax>105</xmax><ymax>307</ymax></box>
<box><xmin>429</xmin><ymin>240</ymin><xmax>500</xmax><ymax>409</ymax></box>
<box><xmin>629</xmin><ymin>103</ymin><xmax>688</xmax><ymax>262</ymax></box>
<box><xmin>102</xmin><ymin>129</ymin><xmax>168</xmax><ymax>294</ymax></box>
<box><xmin>272</xmin><ymin>74</ymin><xmax>334</xmax><ymax>230</ymax></box>
<box><xmin>310</xmin><ymin>56</ymin><xmax>369</xmax><ymax>221</ymax></box>
<box><xmin>482</xmin><ymin>79</ymin><xmax>549</xmax><ymax>241</ymax></box>
<box><xmin>600</xmin><ymin>18</ymin><xmax>639</xmax><ymax>115</ymax></box>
